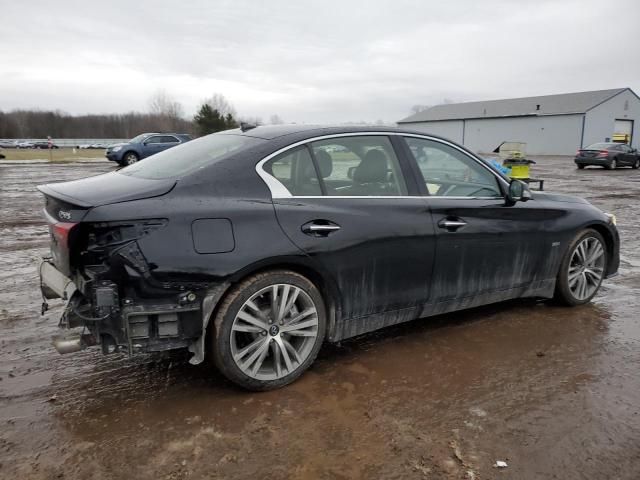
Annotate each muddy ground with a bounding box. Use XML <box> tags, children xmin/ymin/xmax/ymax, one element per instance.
<box><xmin>1</xmin><ymin>157</ymin><xmax>639</xmax><ymax>479</ymax></box>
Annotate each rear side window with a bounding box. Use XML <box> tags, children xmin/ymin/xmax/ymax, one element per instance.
<box><xmin>161</xmin><ymin>135</ymin><xmax>180</xmax><ymax>143</ymax></box>
<box><xmin>310</xmin><ymin>136</ymin><xmax>407</xmax><ymax>196</ymax></box>
<box><xmin>404</xmin><ymin>137</ymin><xmax>501</xmax><ymax>197</ymax></box>
<box><xmin>265</xmin><ymin>147</ymin><xmax>322</xmax><ymax>196</ymax></box>
<box><xmin>119</xmin><ymin>133</ymin><xmax>264</xmax><ymax>179</ymax></box>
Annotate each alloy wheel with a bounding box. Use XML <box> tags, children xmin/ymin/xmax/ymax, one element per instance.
<box><xmin>230</xmin><ymin>284</ymin><xmax>319</xmax><ymax>381</ymax></box>
<box><xmin>568</xmin><ymin>237</ymin><xmax>605</xmax><ymax>300</ymax></box>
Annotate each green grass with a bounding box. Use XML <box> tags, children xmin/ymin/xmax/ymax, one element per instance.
<box><xmin>0</xmin><ymin>148</ymin><xmax>106</xmax><ymax>162</ymax></box>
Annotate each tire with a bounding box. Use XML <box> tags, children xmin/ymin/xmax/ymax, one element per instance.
<box><xmin>606</xmin><ymin>158</ymin><xmax>617</xmax><ymax>170</ymax></box>
<box><xmin>554</xmin><ymin>229</ymin><xmax>607</xmax><ymax>306</ymax></box>
<box><xmin>633</xmin><ymin>158</ymin><xmax>640</xmax><ymax>169</ymax></box>
<box><xmin>123</xmin><ymin>152</ymin><xmax>139</xmax><ymax>165</ymax></box>
<box><xmin>211</xmin><ymin>270</ymin><xmax>327</xmax><ymax>391</ymax></box>
<box><xmin>577</xmin><ymin>164</ymin><xmax>585</xmax><ymax>170</ymax></box>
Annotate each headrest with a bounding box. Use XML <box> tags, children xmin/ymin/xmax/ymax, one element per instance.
<box><xmin>314</xmin><ymin>150</ymin><xmax>333</xmax><ymax>178</ymax></box>
<box><xmin>353</xmin><ymin>149</ymin><xmax>388</xmax><ymax>183</ymax></box>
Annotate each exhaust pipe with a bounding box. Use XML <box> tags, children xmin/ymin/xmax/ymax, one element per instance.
<box><xmin>52</xmin><ymin>333</ymin><xmax>95</xmax><ymax>354</ymax></box>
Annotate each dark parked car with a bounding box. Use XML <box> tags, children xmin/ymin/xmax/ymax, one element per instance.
<box><xmin>38</xmin><ymin>125</ymin><xmax>619</xmax><ymax>390</ymax></box>
<box><xmin>105</xmin><ymin>133</ymin><xmax>192</xmax><ymax>166</ymax></box>
<box><xmin>575</xmin><ymin>142</ymin><xmax>639</xmax><ymax>169</ymax></box>
<box><xmin>32</xmin><ymin>141</ymin><xmax>60</xmax><ymax>149</ymax></box>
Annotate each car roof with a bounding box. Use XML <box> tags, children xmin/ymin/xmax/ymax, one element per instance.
<box><xmin>220</xmin><ymin>124</ymin><xmax>448</xmax><ymax>142</ymax></box>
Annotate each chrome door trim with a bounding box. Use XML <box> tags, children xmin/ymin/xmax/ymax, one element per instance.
<box><xmin>255</xmin><ymin>131</ymin><xmax>509</xmax><ymax>199</ymax></box>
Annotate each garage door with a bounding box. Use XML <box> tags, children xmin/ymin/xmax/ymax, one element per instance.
<box><xmin>614</xmin><ymin>119</ymin><xmax>633</xmax><ymax>143</ymax></box>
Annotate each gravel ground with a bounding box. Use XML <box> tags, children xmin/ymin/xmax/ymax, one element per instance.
<box><xmin>0</xmin><ymin>157</ymin><xmax>639</xmax><ymax>479</ymax></box>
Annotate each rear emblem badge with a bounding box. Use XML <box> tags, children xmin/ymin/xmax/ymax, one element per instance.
<box><xmin>58</xmin><ymin>210</ymin><xmax>72</xmax><ymax>220</ymax></box>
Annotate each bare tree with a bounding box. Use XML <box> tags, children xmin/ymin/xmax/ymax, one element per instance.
<box><xmin>269</xmin><ymin>114</ymin><xmax>284</xmax><ymax>125</ymax></box>
<box><xmin>148</xmin><ymin>90</ymin><xmax>184</xmax><ymax>118</ymax></box>
<box><xmin>203</xmin><ymin>94</ymin><xmax>236</xmax><ymax>118</ymax></box>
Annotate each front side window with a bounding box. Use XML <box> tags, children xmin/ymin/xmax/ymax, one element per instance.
<box><xmin>310</xmin><ymin>136</ymin><xmax>407</xmax><ymax>196</ymax></box>
<box><xmin>265</xmin><ymin>146</ymin><xmax>321</xmax><ymax>196</ymax></box>
<box><xmin>404</xmin><ymin>137</ymin><xmax>501</xmax><ymax>197</ymax></box>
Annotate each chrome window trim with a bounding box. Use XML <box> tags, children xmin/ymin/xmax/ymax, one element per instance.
<box><xmin>255</xmin><ymin>131</ymin><xmax>509</xmax><ymax>199</ymax></box>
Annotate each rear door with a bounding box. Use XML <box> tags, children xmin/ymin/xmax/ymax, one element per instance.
<box><xmin>399</xmin><ymin>135</ymin><xmax>553</xmax><ymax>302</ymax></box>
<box><xmin>159</xmin><ymin>135</ymin><xmax>181</xmax><ymax>152</ymax></box>
<box><xmin>265</xmin><ymin>134</ymin><xmax>436</xmax><ymax>320</ymax></box>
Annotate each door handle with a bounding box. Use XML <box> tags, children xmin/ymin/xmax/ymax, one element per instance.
<box><xmin>438</xmin><ymin>218</ymin><xmax>467</xmax><ymax>231</ymax></box>
<box><xmin>301</xmin><ymin>221</ymin><xmax>341</xmax><ymax>236</ymax></box>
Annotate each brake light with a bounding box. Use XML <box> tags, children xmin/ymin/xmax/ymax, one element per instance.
<box><xmin>597</xmin><ymin>150</ymin><xmax>609</xmax><ymax>157</ymax></box>
<box><xmin>51</xmin><ymin>222</ymin><xmax>77</xmax><ymax>248</ymax></box>
<box><xmin>576</xmin><ymin>150</ymin><xmax>582</xmax><ymax>155</ymax></box>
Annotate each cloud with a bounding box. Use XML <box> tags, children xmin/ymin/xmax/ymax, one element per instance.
<box><xmin>1</xmin><ymin>0</ymin><xmax>638</xmax><ymax>123</ymax></box>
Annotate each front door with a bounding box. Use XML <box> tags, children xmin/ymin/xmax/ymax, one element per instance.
<box><xmin>266</xmin><ymin>135</ymin><xmax>436</xmax><ymax>321</ymax></box>
<box><xmin>400</xmin><ymin>135</ymin><xmax>552</xmax><ymax>303</ymax></box>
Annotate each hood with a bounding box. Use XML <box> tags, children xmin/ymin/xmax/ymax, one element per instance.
<box><xmin>106</xmin><ymin>142</ymin><xmax>128</xmax><ymax>149</ymax></box>
<box><xmin>37</xmin><ymin>171</ymin><xmax>176</xmax><ymax>208</ymax></box>
<box><xmin>533</xmin><ymin>191</ymin><xmax>591</xmax><ymax>205</ymax></box>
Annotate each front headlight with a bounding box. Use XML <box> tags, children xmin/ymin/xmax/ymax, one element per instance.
<box><xmin>605</xmin><ymin>213</ymin><xmax>617</xmax><ymax>226</ymax></box>
<box><xmin>112</xmin><ymin>146</ymin><xmax>122</xmax><ymax>152</ymax></box>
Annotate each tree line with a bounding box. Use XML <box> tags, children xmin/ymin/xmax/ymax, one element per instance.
<box><xmin>0</xmin><ymin>92</ymin><xmax>280</xmax><ymax>139</ymax></box>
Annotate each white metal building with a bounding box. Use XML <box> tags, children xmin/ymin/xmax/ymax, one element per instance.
<box><xmin>397</xmin><ymin>88</ymin><xmax>640</xmax><ymax>155</ymax></box>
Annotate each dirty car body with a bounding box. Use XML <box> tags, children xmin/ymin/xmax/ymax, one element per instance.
<box><xmin>38</xmin><ymin>125</ymin><xmax>620</xmax><ymax>390</ymax></box>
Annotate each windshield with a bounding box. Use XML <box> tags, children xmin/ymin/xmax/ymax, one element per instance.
<box><xmin>129</xmin><ymin>134</ymin><xmax>150</xmax><ymax>144</ymax></box>
<box><xmin>118</xmin><ymin>133</ymin><xmax>264</xmax><ymax>179</ymax></box>
<box><xmin>585</xmin><ymin>143</ymin><xmax>615</xmax><ymax>150</ymax></box>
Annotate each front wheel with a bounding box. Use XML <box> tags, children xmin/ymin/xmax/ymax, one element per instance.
<box><xmin>123</xmin><ymin>152</ymin><xmax>139</xmax><ymax>165</ymax></box>
<box><xmin>211</xmin><ymin>270</ymin><xmax>326</xmax><ymax>391</ymax></box>
<box><xmin>554</xmin><ymin>230</ymin><xmax>607</xmax><ymax>306</ymax></box>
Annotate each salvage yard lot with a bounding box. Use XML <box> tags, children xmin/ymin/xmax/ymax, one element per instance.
<box><xmin>0</xmin><ymin>157</ymin><xmax>639</xmax><ymax>479</ymax></box>
<box><xmin>0</xmin><ymin>147</ymin><xmax>105</xmax><ymax>162</ymax></box>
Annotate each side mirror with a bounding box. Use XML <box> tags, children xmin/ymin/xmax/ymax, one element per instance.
<box><xmin>506</xmin><ymin>179</ymin><xmax>532</xmax><ymax>205</ymax></box>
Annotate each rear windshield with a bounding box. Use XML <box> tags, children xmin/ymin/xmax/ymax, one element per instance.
<box><xmin>585</xmin><ymin>143</ymin><xmax>615</xmax><ymax>150</ymax></box>
<box><xmin>118</xmin><ymin>133</ymin><xmax>264</xmax><ymax>180</ymax></box>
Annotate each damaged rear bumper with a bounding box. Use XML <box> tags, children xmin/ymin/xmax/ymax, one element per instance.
<box><xmin>39</xmin><ymin>258</ymin><xmax>228</xmax><ymax>363</ymax></box>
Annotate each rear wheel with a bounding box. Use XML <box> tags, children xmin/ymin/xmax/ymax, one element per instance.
<box><xmin>211</xmin><ymin>270</ymin><xmax>326</xmax><ymax>391</ymax></box>
<box><xmin>123</xmin><ymin>152</ymin><xmax>139</xmax><ymax>165</ymax></box>
<box><xmin>632</xmin><ymin>158</ymin><xmax>640</xmax><ymax>169</ymax></box>
<box><xmin>554</xmin><ymin>230</ymin><xmax>607</xmax><ymax>306</ymax></box>
<box><xmin>607</xmin><ymin>158</ymin><xmax>617</xmax><ymax>170</ymax></box>
<box><xmin>577</xmin><ymin>164</ymin><xmax>585</xmax><ymax>170</ymax></box>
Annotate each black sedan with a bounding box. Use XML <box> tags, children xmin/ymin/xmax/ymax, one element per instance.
<box><xmin>37</xmin><ymin>125</ymin><xmax>620</xmax><ymax>390</ymax></box>
<box><xmin>32</xmin><ymin>141</ymin><xmax>60</xmax><ymax>149</ymax></box>
<box><xmin>575</xmin><ymin>142</ymin><xmax>639</xmax><ymax>169</ymax></box>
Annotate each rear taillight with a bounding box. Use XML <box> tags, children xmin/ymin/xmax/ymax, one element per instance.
<box><xmin>51</xmin><ymin>222</ymin><xmax>77</xmax><ymax>249</ymax></box>
<box><xmin>576</xmin><ymin>150</ymin><xmax>582</xmax><ymax>155</ymax></box>
<box><xmin>597</xmin><ymin>150</ymin><xmax>609</xmax><ymax>157</ymax></box>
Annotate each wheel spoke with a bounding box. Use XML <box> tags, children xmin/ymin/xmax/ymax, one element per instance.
<box><xmin>286</xmin><ymin>307</ymin><xmax>316</xmax><ymax>326</ymax></box>
<box><xmin>236</xmin><ymin>310</ymin><xmax>268</xmax><ymax>330</ymax></box>
<box><xmin>281</xmin><ymin>317</ymin><xmax>318</xmax><ymax>333</ymax></box>
<box><xmin>234</xmin><ymin>336</ymin><xmax>265</xmax><ymax>361</ymax></box>
<box><xmin>275</xmin><ymin>336</ymin><xmax>293</xmax><ymax>372</ymax></box>
<box><xmin>276</xmin><ymin>285</ymin><xmax>291</xmax><ymax>323</ymax></box>
<box><xmin>232</xmin><ymin>324</ymin><xmax>263</xmax><ymax>333</ymax></box>
<box><xmin>586</xmin><ymin>243</ymin><xmax>604</xmax><ymax>265</ymax></box>
<box><xmin>241</xmin><ymin>338</ymin><xmax>270</xmax><ymax>371</ymax></box>
<box><xmin>282</xmin><ymin>337</ymin><xmax>303</xmax><ymax>364</ymax></box>
<box><xmin>250</xmin><ymin>342</ymin><xmax>270</xmax><ymax>375</ymax></box>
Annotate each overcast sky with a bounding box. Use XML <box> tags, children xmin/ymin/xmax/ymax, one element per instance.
<box><xmin>1</xmin><ymin>0</ymin><xmax>639</xmax><ymax>123</ymax></box>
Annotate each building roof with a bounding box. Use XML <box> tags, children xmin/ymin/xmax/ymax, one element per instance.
<box><xmin>398</xmin><ymin>88</ymin><xmax>630</xmax><ymax>123</ymax></box>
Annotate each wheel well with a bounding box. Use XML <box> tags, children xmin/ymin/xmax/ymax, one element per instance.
<box><xmin>208</xmin><ymin>263</ymin><xmax>339</xmax><ymax>342</ymax></box>
<box><xmin>123</xmin><ymin>150</ymin><xmax>138</xmax><ymax>158</ymax></box>
<box><xmin>585</xmin><ymin>224</ymin><xmax>614</xmax><ymax>268</ymax></box>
